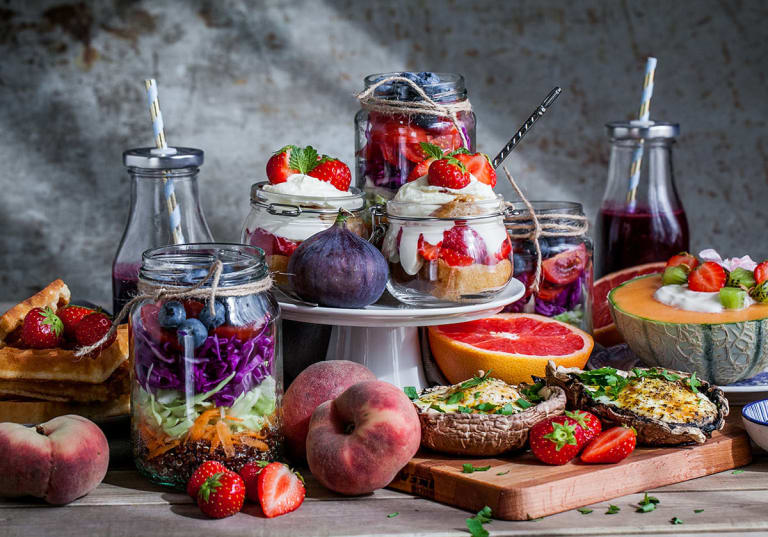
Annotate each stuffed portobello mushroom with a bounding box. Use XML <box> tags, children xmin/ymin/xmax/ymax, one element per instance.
<box><xmin>410</xmin><ymin>371</ymin><xmax>566</xmax><ymax>456</ymax></box>
<box><xmin>543</xmin><ymin>361</ymin><xmax>728</xmax><ymax>446</ymax></box>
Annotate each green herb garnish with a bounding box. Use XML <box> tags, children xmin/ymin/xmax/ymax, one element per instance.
<box><xmin>671</xmin><ymin>517</ymin><xmax>683</xmax><ymax>525</ymax></box>
<box><xmin>521</xmin><ymin>382</ymin><xmax>544</xmax><ymax>402</ymax></box>
<box><xmin>445</xmin><ymin>391</ymin><xmax>464</xmax><ymax>405</ymax></box>
<box><xmin>429</xmin><ymin>404</ymin><xmax>445</xmax><ymax>413</ymax></box>
<box><xmin>462</xmin><ymin>464</ymin><xmax>491</xmax><ymax>474</ymax></box>
<box><xmin>387</xmin><ymin>512</ymin><xmax>399</xmax><ymax>518</ymax></box>
<box><xmin>694</xmin><ymin>509</ymin><xmax>704</xmax><ymax>513</ymax></box>
<box><xmin>466</xmin><ymin>506</ymin><xmax>492</xmax><ymax>537</ymax></box>
<box><xmin>578</xmin><ymin>368</ymin><xmax>629</xmax><ymax>400</ymax></box>
<box><xmin>687</xmin><ymin>372</ymin><xmax>701</xmax><ymax>394</ymax></box>
<box><xmin>475</xmin><ymin>403</ymin><xmax>497</xmax><ymax>412</ymax></box>
<box><xmin>637</xmin><ymin>493</ymin><xmax>659</xmax><ymax>513</ymax></box>
<box><xmin>461</xmin><ymin>370</ymin><xmax>493</xmax><ymax>390</ymax></box>
<box><xmin>419</xmin><ymin>142</ymin><xmax>445</xmax><ymax>160</ymax></box>
<box><xmin>458</xmin><ymin>405</ymin><xmax>473</xmax><ymax>414</ymax></box>
<box><xmin>496</xmin><ymin>403</ymin><xmax>517</xmax><ymax>415</ymax></box>
<box><xmin>496</xmin><ymin>470</ymin><xmax>510</xmax><ymax>476</ymax></box>
<box><xmin>403</xmin><ymin>386</ymin><xmax>418</xmax><ymax>400</ymax></box>
<box><xmin>606</xmin><ymin>504</ymin><xmax>620</xmax><ymax>514</ymax></box>
<box><xmin>474</xmin><ymin>392</ymin><xmax>482</xmax><ymax>399</ymax></box>
<box><xmin>732</xmin><ymin>469</ymin><xmax>745</xmax><ymax>475</ymax></box>
<box><xmin>515</xmin><ymin>398</ymin><xmax>533</xmax><ymax>409</ymax></box>
<box><xmin>577</xmin><ymin>508</ymin><xmax>593</xmax><ymax>515</ymax></box>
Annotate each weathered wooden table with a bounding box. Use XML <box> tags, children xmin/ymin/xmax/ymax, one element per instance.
<box><xmin>1</xmin><ymin>422</ymin><xmax>765</xmax><ymax>537</ymax></box>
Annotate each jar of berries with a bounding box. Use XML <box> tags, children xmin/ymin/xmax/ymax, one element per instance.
<box><xmin>504</xmin><ymin>202</ymin><xmax>593</xmax><ymax>332</ymax></box>
<box><xmin>130</xmin><ymin>243</ymin><xmax>281</xmax><ymax>488</ymax></box>
<box><xmin>355</xmin><ymin>72</ymin><xmax>476</xmax><ymax>203</ymax></box>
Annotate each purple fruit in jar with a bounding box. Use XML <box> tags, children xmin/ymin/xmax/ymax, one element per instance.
<box><xmin>287</xmin><ymin>210</ymin><xmax>388</xmax><ymax>308</ymax></box>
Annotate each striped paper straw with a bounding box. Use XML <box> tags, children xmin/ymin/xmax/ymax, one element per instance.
<box><xmin>144</xmin><ymin>79</ymin><xmax>185</xmax><ymax>244</ymax></box>
<box><xmin>626</xmin><ymin>57</ymin><xmax>657</xmax><ymax>206</ymax></box>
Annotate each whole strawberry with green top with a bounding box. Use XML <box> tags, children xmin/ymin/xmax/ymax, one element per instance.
<box><xmin>21</xmin><ymin>307</ymin><xmax>63</xmax><ymax>348</ymax></box>
<box><xmin>197</xmin><ymin>471</ymin><xmax>245</xmax><ymax>519</ymax></box>
<box><xmin>529</xmin><ymin>415</ymin><xmax>586</xmax><ymax>465</ymax></box>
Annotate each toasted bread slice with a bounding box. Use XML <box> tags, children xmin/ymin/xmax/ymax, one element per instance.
<box><xmin>0</xmin><ymin>279</ymin><xmax>71</xmax><ymax>344</ymax></box>
<box><xmin>0</xmin><ymin>325</ymin><xmax>129</xmax><ymax>383</ymax></box>
<box><xmin>432</xmin><ymin>259</ymin><xmax>513</xmax><ymax>301</ymax></box>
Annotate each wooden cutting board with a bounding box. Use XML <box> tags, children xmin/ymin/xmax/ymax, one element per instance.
<box><xmin>388</xmin><ymin>421</ymin><xmax>751</xmax><ymax>520</ymax></box>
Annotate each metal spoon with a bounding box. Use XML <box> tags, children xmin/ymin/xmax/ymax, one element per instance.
<box><xmin>491</xmin><ymin>86</ymin><xmax>562</xmax><ymax>169</ymax></box>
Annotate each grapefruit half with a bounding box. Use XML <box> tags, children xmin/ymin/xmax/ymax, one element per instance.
<box><xmin>592</xmin><ymin>262</ymin><xmax>666</xmax><ymax>346</ymax></box>
<box><xmin>428</xmin><ymin>313</ymin><xmax>594</xmax><ymax>385</ymax></box>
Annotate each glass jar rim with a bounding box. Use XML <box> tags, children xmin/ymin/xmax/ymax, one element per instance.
<box><xmin>384</xmin><ymin>194</ymin><xmax>506</xmax><ymax>221</ymax></box>
<box><xmin>251</xmin><ymin>181</ymin><xmax>365</xmax><ymax>213</ymax></box>
<box><xmin>140</xmin><ymin>243</ymin><xmax>268</xmax><ymax>287</ymax></box>
<box><xmin>364</xmin><ymin>72</ymin><xmax>467</xmax><ymax>102</ymax></box>
<box><xmin>505</xmin><ymin>200</ymin><xmax>584</xmax><ymax>217</ymax></box>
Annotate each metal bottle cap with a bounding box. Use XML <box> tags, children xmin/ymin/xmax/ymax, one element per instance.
<box><xmin>605</xmin><ymin>121</ymin><xmax>680</xmax><ymax>140</ymax></box>
<box><xmin>123</xmin><ymin>147</ymin><xmax>204</xmax><ymax>169</ymax></box>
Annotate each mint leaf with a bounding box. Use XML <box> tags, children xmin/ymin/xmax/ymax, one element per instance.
<box><xmin>418</xmin><ymin>142</ymin><xmax>444</xmax><ymax>160</ymax></box>
<box><xmin>387</xmin><ymin>512</ymin><xmax>399</xmax><ymax>518</ymax></box>
<box><xmin>449</xmin><ymin>147</ymin><xmax>471</xmax><ymax>156</ymax></box>
<box><xmin>578</xmin><ymin>508</ymin><xmax>593</xmax><ymax>514</ymax></box>
<box><xmin>606</xmin><ymin>504</ymin><xmax>620</xmax><ymax>514</ymax></box>
<box><xmin>403</xmin><ymin>386</ymin><xmax>418</xmax><ymax>400</ymax></box>
<box><xmin>288</xmin><ymin>145</ymin><xmax>319</xmax><ymax>174</ymax></box>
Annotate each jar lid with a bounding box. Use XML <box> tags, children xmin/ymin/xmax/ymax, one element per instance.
<box><xmin>605</xmin><ymin>121</ymin><xmax>680</xmax><ymax>140</ymax></box>
<box><xmin>123</xmin><ymin>147</ymin><xmax>204</xmax><ymax>169</ymax></box>
<box><xmin>250</xmin><ymin>182</ymin><xmax>365</xmax><ymax>214</ymax></box>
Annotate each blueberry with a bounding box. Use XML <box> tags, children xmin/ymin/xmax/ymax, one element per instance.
<box><xmin>199</xmin><ymin>300</ymin><xmax>226</xmax><ymax>330</ymax></box>
<box><xmin>177</xmin><ymin>318</ymin><xmax>208</xmax><ymax>349</ymax></box>
<box><xmin>158</xmin><ymin>301</ymin><xmax>186</xmax><ymax>328</ymax></box>
<box><xmin>417</xmin><ymin>71</ymin><xmax>440</xmax><ymax>85</ymax></box>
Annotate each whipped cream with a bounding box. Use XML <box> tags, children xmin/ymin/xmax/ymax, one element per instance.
<box><xmin>392</xmin><ymin>174</ymin><xmax>496</xmax><ymax>208</ymax></box>
<box><xmin>247</xmin><ymin>215</ymin><xmax>332</xmax><ymax>242</ymax></box>
<box><xmin>653</xmin><ymin>284</ymin><xmax>755</xmax><ymax>313</ymax></box>
<box><xmin>263</xmin><ymin>174</ymin><xmax>354</xmax><ymax>207</ymax></box>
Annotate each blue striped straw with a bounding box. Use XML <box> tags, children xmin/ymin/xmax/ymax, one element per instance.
<box><xmin>144</xmin><ymin>79</ymin><xmax>185</xmax><ymax>244</ymax></box>
<box><xmin>626</xmin><ymin>57</ymin><xmax>657</xmax><ymax>207</ymax></box>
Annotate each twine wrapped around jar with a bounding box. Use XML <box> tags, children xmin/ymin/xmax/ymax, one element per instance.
<box><xmin>75</xmin><ymin>261</ymin><xmax>273</xmax><ymax>357</ymax></box>
<box><xmin>502</xmin><ymin>167</ymin><xmax>589</xmax><ymax>294</ymax></box>
<box><xmin>355</xmin><ymin>76</ymin><xmax>473</xmax><ymax>149</ymax></box>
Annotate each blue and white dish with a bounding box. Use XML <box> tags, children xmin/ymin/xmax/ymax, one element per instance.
<box><xmin>742</xmin><ymin>399</ymin><xmax>768</xmax><ymax>451</ymax></box>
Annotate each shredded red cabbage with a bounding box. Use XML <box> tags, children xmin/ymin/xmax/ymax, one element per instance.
<box><xmin>534</xmin><ymin>273</ymin><xmax>585</xmax><ymax>316</ymax></box>
<box><xmin>133</xmin><ymin>318</ymin><xmax>275</xmax><ymax>407</ymax></box>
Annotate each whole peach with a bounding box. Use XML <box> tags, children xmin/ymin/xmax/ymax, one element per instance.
<box><xmin>0</xmin><ymin>414</ymin><xmax>109</xmax><ymax>505</ymax></box>
<box><xmin>282</xmin><ymin>360</ymin><xmax>376</xmax><ymax>461</ymax></box>
<box><xmin>306</xmin><ymin>380</ymin><xmax>421</xmax><ymax>495</ymax></box>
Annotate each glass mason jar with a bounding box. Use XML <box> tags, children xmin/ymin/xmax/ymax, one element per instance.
<box><xmin>379</xmin><ymin>196</ymin><xmax>512</xmax><ymax>306</ymax></box>
<box><xmin>595</xmin><ymin>121</ymin><xmax>689</xmax><ymax>277</ymax></box>
<box><xmin>113</xmin><ymin>147</ymin><xmax>214</xmax><ymax>315</ymax></box>
<box><xmin>504</xmin><ymin>202</ymin><xmax>593</xmax><ymax>332</ymax></box>
<box><xmin>241</xmin><ymin>182</ymin><xmax>368</xmax><ymax>292</ymax></box>
<box><xmin>355</xmin><ymin>72</ymin><xmax>476</xmax><ymax>203</ymax></box>
<box><xmin>130</xmin><ymin>243</ymin><xmax>281</xmax><ymax>488</ymax></box>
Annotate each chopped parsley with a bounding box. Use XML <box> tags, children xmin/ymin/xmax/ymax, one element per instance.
<box><xmin>694</xmin><ymin>509</ymin><xmax>704</xmax><ymax>513</ymax></box>
<box><xmin>732</xmin><ymin>469</ymin><xmax>745</xmax><ymax>475</ymax></box>
<box><xmin>497</xmin><ymin>403</ymin><xmax>518</xmax><ymax>415</ymax></box>
<box><xmin>475</xmin><ymin>403</ymin><xmax>497</xmax><ymax>412</ymax></box>
<box><xmin>521</xmin><ymin>382</ymin><xmax>544</xmax><ymax>402</ymax></box>
<box><xmin>403</xmin><ymin>386</ymin><xmax>418</xmax><ymax>400</ymax></box>
<box><xmin>636</xmin><ymin>493</ymin><xmax>659</xmax><ymax>513</ymax></box>
<box><xmin>386</xmin><ymin>512</ymin><xmax>399</xmax><ymax>518</ymax></box>
<box><xmin>577</xmin><ymin>507</ymin><xmax>593</xmax><ymax>514</ymax></box>
<box><xmin>578</xmin><ymin>368</ymin><xmax>630</xmax><ymax>399</ymax></box>
<box><xmin>462</xmin><ymin>464</ymin><xmax>491</xmax><ymax>474</ymax></box>
<box><xmin>457</xmin><ymin>405</ymin><xmax>473</xmax><ymax>414</ymax></box>
<box><xmin>671</xmin><ymin>517</ymin><xmax>683</xmax><ymax>525</ymax></box>
<box><xmin>496</xmin><ymin>470</ymin><xmax>510</xmax><ymax>476</ymax></box>
<box><xmin>466</xmin><ymin>506</ymin><xmax>492</xmax><ymax>537</ymax></box>
<box><xmin>605</xmin><ymin>504</ymin><xmax>620</xmax><ymax>514</ymax></box>
<box><xmin>445</xmin><ymin>391</ymin><xmax>464</xmax><ymax>405</ymax></box>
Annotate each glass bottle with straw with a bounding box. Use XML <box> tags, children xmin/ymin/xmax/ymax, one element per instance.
<box><xmin>112</xmin><ymin>79</ymin><xmax>213</xmax><ymax>314</ymax></box>
<box><xmin>595</xmin><ymin>58</ymin><xmax>690</xmax><ymax>277</ymax></box>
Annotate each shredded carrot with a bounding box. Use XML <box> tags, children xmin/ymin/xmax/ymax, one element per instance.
<box><xmin>223</xmin><ymin>415</ymin><xmax>243</xmax><ymax>422</ymax></box>
<box><xmin>187</xmin><ymin>409</ymin><xmax>220</xmax><ymax>442</ymax></box>
<box><xmin>209</xmin><ymin>432</ymin><xmax>220</xmax><ymax>454</ymax></box>
<box><xmin>239</xmin><ymin>437</ymin><xmax>269</xmax><ymax>451</ymax></box>
<box><xmin>216</xmin><ymin>420</ymin><xmax>235</xmax><ymax>458</ymax></box>
<box><xmin>238</xmin><ymin>430</ymin><xmax>267</xmax><ymax>440</ymax></box>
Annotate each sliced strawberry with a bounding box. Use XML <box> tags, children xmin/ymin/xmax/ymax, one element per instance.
<box><xmin>266</xmin><ymin>145</ymin><xmax>297</xmax><ymax>184</ymax></box>
<box><xmin>21</xmin><ymin>307</ymin><xmax>63</xmax><ymax>349</ymax></box>
<box><xmin>427</xmin><ymin>157</ymin><xmax>470</xmax><ymax>189</ymax></box>
<box><xmin>417</xmin><ymin>234</ymin><xmax>441</xmax><ymax>261</ymax></box>
<box><xmin>755</xmin><ymin>261</ymin><xmax>768</xmax><ymax>285</ymax></box>
<box><xmin>370</xmin><ymin>117</ymin><xmax>429</xmax><ymax>166</ymax></box>
<box><xmin>688</xmin><ymin>261</ymin><xmax>727</xmax><ymax>292</ymax></box>
<box><xmin>439</xmin><ymin>249</ymin><xmax>474</xmax><ymax>267</ymax></box>
<box><xmin>442</xmin><ymin>225</ymin><xmax>488</xmax><ymax>264</ymax></box>
<box><xmin>308</xmin><ymin>157</ymin><xmax>352</xmax><ymax>191</ymax></box>
<box><xmin>58</xmin><ymin>305</ymin><xmax>94</xmax><ymax>341</ymax></box>
<box><xmin>187</xmin><ymin>460</ymin><xmax>228</xmax><ymax>499</ymax></box>
<box><xmin>407</xmin><ymin>158</ymin><xmax>435</xmax><ymax>182</ymax></box>
<box><xmin>666</xmin><ymin>252</ymin><xmax>699</xmax><ymax>271</ymax></box>
<box><xmin>454</xmin><ymin>152</ymin><xmax>496</xmax><ymax>187</ymax></box>
<box><xmin>256</xmin><ymin>462</ymin><xmax>306</xmax><ymax>518</ymax></box>
<box><xmin>580</xmin><ymin>426</ymin><xmax>636</xmax><ymax>464</ymax></box>
<box><xmin>428</xmin><ymin>127</ymin><xmax>464</xmax><ymax>152</ymax></box>
<box><xmin>494</xmin><ymin>238</ymin><xmax>512</xmax><ymax>263</ymax></box>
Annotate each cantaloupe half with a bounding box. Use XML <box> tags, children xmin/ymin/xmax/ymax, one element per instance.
<box><xmin>609</xmin><ymin>274</ymin><xmax>768</xmax><ymax>385</ymax></box>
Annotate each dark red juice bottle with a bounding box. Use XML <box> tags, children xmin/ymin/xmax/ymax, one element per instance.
<box><xmin>595</xmin><ymin>122</ymin><xmax>689</xmax><ymax>277</ymax></box>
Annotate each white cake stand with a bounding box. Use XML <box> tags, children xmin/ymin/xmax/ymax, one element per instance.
<box><xmin>278</xmin><ymin>280</ymin><xmax>525</xmax><ymax>389</ymax></box>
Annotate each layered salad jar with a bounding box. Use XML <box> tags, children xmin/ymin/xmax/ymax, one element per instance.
<box><xmin>242</xmin><ymin>181</ymin><xmax>367</xmax><ymax>291</ymax></box>
<box><xmin>130</xmin><ymin>243</ymin><xmax>281</xmax><ymax>487</ymax></box>
<box><xmin>504</xmin><ymin>202</ymin><xmax>593</xmax><ymax>331</ymax></box>
<box><xmin>355</xmin><ymin>72</ymin><xmax>476</xmax><ymax>202</ymax></box>
<box><xmin>380</xmin><ymin>157</ymin><xmax>512</xmax><ymax>305</ymax></box>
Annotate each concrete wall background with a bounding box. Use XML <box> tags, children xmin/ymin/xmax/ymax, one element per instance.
<box><xmin>0</xmin><ymin>0</ymin><xmax>766</xmax><ymax>305</ymax></box>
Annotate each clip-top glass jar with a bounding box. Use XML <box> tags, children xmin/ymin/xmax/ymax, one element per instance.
<box><xmin>355</xmin><ymin>72</ymin><xmax>476</xmax><ymax>202</ymax></box>
<box><xmin>242</xmin><ymin>182</ymin><xmax>368</xmax><ymax>292</ymax></box>
<box><xmin>130</xmin><ymin>243</ymin><xmax>281</xmax><ymax>488</ymax></box>
<box><xmin>113</xmin><ymin>147</ymin><xmax>214</xmax><ymax>315</ymax></box>
<box><xmin>504</xmin><ymin>202</ymin><xmax>593</xmax><ymax>332</ymax></box>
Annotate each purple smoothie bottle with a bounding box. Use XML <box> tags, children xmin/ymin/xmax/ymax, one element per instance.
<box><xmin>112</xmin><ymin>147</ymin><xmax>213</xmax><ymax>314</ymax></box>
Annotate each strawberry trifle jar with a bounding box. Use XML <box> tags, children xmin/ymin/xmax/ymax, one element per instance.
<box><xmin>380</xmin><ymin>153</ymin><xmax>512</xmax><ymax>305</ymax></box>
<box><xmin>355</xmin><ymin>72</ymin><xmax>476</xmax><ymax>202</ymax></box>
<box><xmin>242</xmin><ymin>145</ymin><xmax>367</xmax><ymax>292</ymax></box>
<box><xmin>130</xmin><ymin>243</ymin><xmax>281</xmax><ymax>488</ymax></box>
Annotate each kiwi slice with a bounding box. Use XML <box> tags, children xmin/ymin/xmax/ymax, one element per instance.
<box><xmin>726</xmin><ymin>267</ymin><xmax>756</xmax><ymax>289</ymax></box>
<box><xmin>662</xmin><ymin>266</ymin><xmax>689</xmax><ymax>286</ymax></box>
<box><xmin>751</xmin><ymin>281</ymin><xmax>768</xmax><ymax>304</ymax></box>
<box><xmin>720</xmin><ymin>287</ymin><xmax>748</xmax><ymax>309</ymax></box>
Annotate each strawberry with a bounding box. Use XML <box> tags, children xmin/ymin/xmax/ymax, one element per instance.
<box><xmin>239</xmin><ymin>461</ymin><xmax>270</xmax><ymax>503</ymax></box>
<box><xmin>427</xmin><ymin>157</ymin><xmax>470</xmax><ymax>189</ymax></box>
<box><xmin>439</xmin><ymin>249</ymin><xmax>474</xmax><ymax>266</ymax></box>
<box><xmin>407</xmin><ymin>142</ymin><xmax>445</xmax><ymax>182</ymax></box>
<box><xmin>688</xmin><ymin>261</ymin><xmax>727</xmax><ymax>292</ymax></box>
<box><xmin>529</xmin><ymin>416</ymin><xmax>586</xmax><ymax>465</ymax></box>
<box><xmin>308</xmin><ymin>157</ymin><xmax>352</xmax><ymax>191</ymax></box>
<box><xmin>57</xmin><ymin>305</ymin><xmax>94</xmax><ymax>340</ymax></box>
<box><xmin>580</xmin><ymin>426</ymin><xmax>637</xmax><ymax>464</ymax></box>
<box><xmin>441</xmin><ymin>225</ymin><xmax>487</xmax><ymax>265</ymax></box>
<box><xmin>256</xmin><ymin>462</ymin><xmax>306</xmax><ymax>518</ymax></box>
<box><xmin>187</xmin><ymin>460</ymin><xmax>228</xmax><ymax>499</ymax></box>
<box><xmin>454</xmin><ymin>151</ymin><xmax>497</xmax><ymax>187</ymax></box>
<box><xmin>417</xmin><ymin>234</ymin><xmax>441</xmax><ymax>261</ymax></box>
<box><xmin>564</xmin><ymin>410</ymin><xmax>602</xmax><ymax>444</ymax></box>
<box><xmin>755</xmin><ymin>261</ymin><xmax>768</xmax><ymax>285</ymax></box>
<box><xmin>213</xmin><ymin>321</ymin><xmax>264</xmax><ymax>341</ymax></box>
<box><xmin>494</xmin><ymin>238</ymin><xmax>512</xmax><ymax>263</ymax></box>
<box><xmin>197</xmin><ymin>471</ymin><xmax>245</xmax><ymax>519</ymax></box>
<box><xmin>21</xmin><ymin>307</ymin><xmax>63</xmax><ymax>349</ymax></box>
<box><xmin>266</xmin><ymin>145</ymin><xmax>298</xmax><ymax>184</ymax></box>
<box><xmin>666</xmin><ymin>252</ymin><xmax>698</xmax><ymax>271</ymax></box>
<box><xmin>274</xmin><ymin>235</ymin><xmax>300</xmax><ymax>257</ymax></box>
<box><xmin>74</xmin><ymin>312</ymin><xmax>116</xmax><ymax>353</ymax></box>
